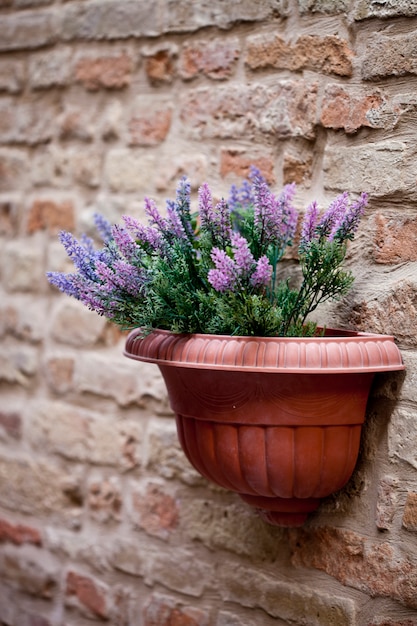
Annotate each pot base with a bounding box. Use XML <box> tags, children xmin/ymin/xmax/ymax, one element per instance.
<box><xmin>239</xmin><ymin>494</ymin><xmax>321</xmax><ymax>527</ymax></box>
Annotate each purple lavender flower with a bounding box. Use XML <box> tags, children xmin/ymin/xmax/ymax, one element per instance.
<box><xmin>144</xmin><ymin>197</ymin><xmax>167</xmax><ymax>231</ymax></box>
<box><xmin>58</xmin><ymin>231</ymin><xmax>98</xmax><ymax>281</ymax></box>
<box><xmin>250</xmin><ymin>256</ymin><xmax>273</xmax><ymax>288</ymax></box>
<box><xmin>174</xmin><ymin>176</ymin><xmax>194</xmax><ymax>239</ymax></box>
<box><xmin>300</xmin><ymin>200</ymin><xmax>320</xmax><ymax>249</ymax></box>
<box><xmin>94</xmin><ymin>213</ymin><xmax>114</xmax><ymax>243</ymax></box>
<box><xmin>316</xmin><ymin>192</ymin><xmax>349</xmax><ymax>239</ymax></box>
<box><xmin>198</xmin><ymin>182</ymin><xmax>231</xmax><ymax>246</ymax></box>
<box><xmin>332</xmin><ymin>192</ymin><xmax>368</xmax><ymax>242</ymax></box>
<box><xmin>252</xmin><ymin>176</ymin><xmax>283</xmax><ymax>248</ymax></box>
<box><xmin>122</xmin><ymin>215</ymin><xmax>166</xmax><ymax>254</ymax></box>
<box><xmin>112</xmin><ymin>225</ymin><xmax>141</xmax><ymax>263</ymax></box>
<box><xmin>166</xmin><ymin>199</ymin><xmax>190</xmax><ymax>242</ymax></box>
<box><xmin>231</xmin><ymin>233</ymin><xmax>255</xmax><ymax>275</ymax></box>
<box><xmin>278</xmin><ymin>182</ymin><xmax>298</xmax><ymax>244</ymax></box>
<box><xmin>198</xmin><ymin>182</ymin><xmax>214</xmax><ymax>227</ymax></box>
<box><xmin>208</xmin><ymin>248</ymin><xmax>237</xmax><ymax>292</ymax></box>
<box><xmin>46</xmin><ymin>271</ymin><xmax>81</xmax><ymax>299</ymax></box>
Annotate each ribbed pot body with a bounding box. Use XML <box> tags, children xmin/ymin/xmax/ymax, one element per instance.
<box><xmin>125</xmin><ymin>329</ymin><xmax>404</xmax><ymax>526</ymax></box>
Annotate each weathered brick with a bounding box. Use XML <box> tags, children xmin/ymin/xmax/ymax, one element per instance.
<box><xmin>180</xmin><ymin>496</ymin><xmax>284</xmax><ymax>561</ymax></box>
<box><xmin>155</xmin><ymin>153</ymin><xmax>208</xmax><ymax>192</ymax></box>
<box><xmin>179</xmin><ymin>39</ymin><xmax>240</xmax><ymax>80</ymax></box>
<box><xmin>28</xmin><ymin>48</ymin><xmax>72</xmax><ymax>89</ymax></box>
<box><xmin>62</xmin><ymin>1</ymin><xmax>162</xmax><ymax>41</ymax></box>
<box><xmin>289</xmin><ymin>526</ymin><xmax>417</xmax><ymax>609</ymax></box>
<box><xmin>104</xmin><ymin>149</ymin><xmax>157</xmax><ymax>192</ymax></box>
<box><xmin>0</xmin><ymin>199</ymin><xmax>19</xmax><ymax>235</ymax></box>
<box><xmin>0</xmin><ymin>96</ymin><xmax>57</xmax><ymax>144</ymax></box>
<box><xmin>373</xmin><ymin>213</ymin><xmax>417</xmax><ymax>263</ymax></box>
<box><xmin>0</xmin><ymin>517</ymin><xmax>42</xmax><ymax>546</ymax></box>
<box><xmin>44</xmin><ymin>355</ymin><xmax>75</xmax><ymax>395</ymax></box>
<box><xmin>88</xmin><ymin>477</ymin><xmax>122</xmax><ymax>523</ymax></box>
<box><xmin>143</xmin><ymin>46</ymin><xmax>177</xmax><ymax>84</ymax></box>
<box><xmin>2</xmin><ymin>297</ymin><xmax>48</xmax><ymax>344</ymax></box>
<box><xmin>14</xmin><ymin>0</ymin><xmax>53</xmax><ymax>5</ymax></box>
<box><xmin>66</xmin><ymin>571</ymin><xmax>110</xmax><ymax>619</ymax></box>
<box><xmin>354</xmin><ymin>0</ymin><xmax>417</xmax><ymax>19</ymax></box>
<box><xmin>50</xmin><ymin>299</ymin><xmax>107</xmax><ymax>347</ymax></box>
<box><xmin>180</xmin><ymin>81</ymin><xmax>318</xmax><ymax>141</ymax></box>
<box><xmin>0</xmin><ymin>344</ymin><xmax>37</xmax><ymax>386</ymax></box>
<box><xmin>246</xmin><ymin>33</ymin><xmax>353</xmax><ymax>77</ymax></box>
<box><xmin>388</xmin><ymin>407</ymin><xmax>417</xmax><ymax>470</ymax></box>
<box><xmin>299</xmin><ymin>0</ymin><xmax>350</xmax><ymax>12</ymax></box>
<box><xmin>143</xmin><ymin>594</ymin><xmax>210</xmax><ymax>626</ymax></box>
<box><xmin>58</xmin><ymin>105</ymin><xmax>95</xmax><ymax>142</ymax></box>
<box><xmin>283</xmin><ymin>153</ymin><xmax>313</xmax><ymax>185</ymax></box>
<box><xmin>218</xmin><ymin>561</ymin><xmax>356</xmax><ymax>625</ymax></box>
<box><xmin>323</xmin><ymin>141</ymin><xmax>410</xmax><ymax>196</ymax></box>
<box><xmin>11</xmin><ymin>611</ymin><xmax>52</xmax><ymax>626</ymax></box>
<box><xmin>129</xmin><ymin>106</ymin><xmax>173</xmax><ymax>146</ymax></box>
<box><xmin>26</xmin><ymin>198</ymin><xmax>75</xmax><ymax>235</ymax></box>
<box><xmin>0</xmin><ymin>148</ymin><xmax>28</xmax><ymax>191</ymax></box>
<box><xmin>0</xmin><ymin>456</ymin><xmax>81</xmax><ymax>517</ymax></box>
<box><xmin>349</xmin><ymin>280</ymin><xmax>417</xmax><ymax>347</ymax></box>
<box><xmin>131</xmin><ymin>483</ymin><xmax>179</xmax><ymax>539</ymax></box>
<box><xmin>3</xmin><ymin>240</ymin><xmax>44</xmax><ymax>292</ymax></box>
<box><xmin>0</xmin><ymin>10</ymin><xmax>58</xmax><ymax>51</ymax></box>
<box><xmin>74</xmin><ymin>351</ymin><xmax>166</xmax><ymax>408</ymax></box>
<box><xmin>74</xmin><ymin>53</ymin><xmax>134</xmax><ymax>91</ymax></box>
<box><xmin>0</xmin><ymin>59</ymin><xmax>25</xmax><ymax>94</ymax></box>
<box><xmin>362</xmin><ymin>32</ymin><xmax>417</xmax><ymax>80</ymax></box>
<box><xmin>29</xmin><ymin>399</ymin><xmax>143</xmax><ymax>468</ymax></box>
<box><xmin>375</xmin><ymin>476</ymin><xmax>400</xmax><ymax>530</ymax></box>
<box><xmin>320</xmin><ymin>85</ymin><xmax>391</xmax><ymax>133</ymax></box>
<box><xmin>0</xmin><ymin>410</ymin><xmax>22</xmax><ymax>439</ymax></box>
<box><xmin>220</xmin><ymin>149</ymin><xmax>275</xmax><ymax>184</ymax></box>
<box><xmin>146</xmin><ymin>418</ymin><xmax>203</xmax><ymax>485</ymax></box>
<box><xmin>403</xmin><ymin>492</ymin><xmax>417</xmax><ymax>532</ymax></box>
<box><xmin>0</xmin><ymin>545</ymin><xmax>58</xmax><ymax>598</ymax></box>
<box><xmin>164</xmin><ymin>0</ymin><xmax>286</xmax><ymax>32</ymax></box>
<box><xmin>368</xmin><ymin>617</ymin><xmax>416</xmax><ymax>626</ymax></box>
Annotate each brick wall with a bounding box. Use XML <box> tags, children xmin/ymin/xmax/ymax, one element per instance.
<box><xmin>0</xmin><ymin>1</ymin><xmax>417</xmax><ymax>624</ymax></box>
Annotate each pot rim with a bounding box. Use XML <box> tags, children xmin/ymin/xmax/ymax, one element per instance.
<box><xmin>124</xmin><ymin>327</ymin><xmax>405</xmax><ymax>374</ymax></box>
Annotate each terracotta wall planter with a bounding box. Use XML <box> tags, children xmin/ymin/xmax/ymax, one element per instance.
<box><xmin>125</xmin><ymin>329</ymin><xmax>404</xmax><ymax>527</ymax></box>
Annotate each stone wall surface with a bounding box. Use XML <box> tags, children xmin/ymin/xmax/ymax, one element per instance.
<box><xmin>0</xmin><ymin>0</ymin><xmax>417</xmax><ymax>624</ymax></box>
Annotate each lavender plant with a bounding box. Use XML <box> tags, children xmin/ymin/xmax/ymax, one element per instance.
<box><xmin>47</xmin><ymin>168</ymin><xmax>368</xmax><ymax>337</ymax></box>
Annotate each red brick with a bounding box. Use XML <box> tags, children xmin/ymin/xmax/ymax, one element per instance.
<box><xmin>283</xmin><ymin>153</ymin><xmax>313</xmax><ymax>185</ymax></box>
<box><xmin>220</xmin><ymin>149</ymin><xmax>275</xmax><ymax>184</ymax></box>
<box><xmin>0</xmin><ymin>410</ymin><xmax>22</xmax><ymax>439</ymax></box>
<box><xmin>143</xmin><ymin>594</ymin><xmax>209</xmax><ymax>626</ymax></box>
<box><xmin>403</xmin><ymin>492</ymin><xmax>417</xmax><ymax>532</ymax></box>
<box><xmin>129</xmin><ymin>108</ymin><xmax>172</xmax><ymax>146</ymax></box>
<box><xmin>132</xmin><ymin>484</ymin><xmax>179</xmax><ymax>539</ymax></box>
<box><xmin>373</xmin><ymin>214</ymin><xmax>417</xmax><ymax>263</ymax></box>
<box><xmin>74</xmin><ymin>53</ymin><xmax>134</xmax><ymax>91</ymax></box>
<box><xmin>26</xmin><ymin>199</ymin><xmax>75</xmax><ymax>235</ymax></box>
<box><xmin>66</xmin><ymin>571</ymin><xmax>109</xmax><ymax>619</ymax></box>
<box><xmin>145</xmin><ymin>49</ymin><xmax>176</xmax><ymax>84</ymax></box>
<box><xmin>0</xmin><ymin>517</ymin><xmax>41</xmax><ymax>545</ymax></box>
<box><xmin>320</xmin><ymin>85</ymin><xmax>387</xmax><ymax>133</ymax></box>
<box><xmin>289</xmin><ymin>526</ymin><xmax>417</xmax><ymax>609</ymax></box>
<box><xmin>179</xmin><ymin>39</ymin><xmax>240</xmax><ymax>80</ymax></box>
<box><xmin>246</xmin><ymin>33</ymin><xmax>353</xmax><ymax>77</ymax></box>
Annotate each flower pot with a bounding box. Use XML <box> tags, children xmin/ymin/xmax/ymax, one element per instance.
<box><xmin>125</xmin><ymin>328</ymin><xmax>404</xmax><ymax>527</ymax></box>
